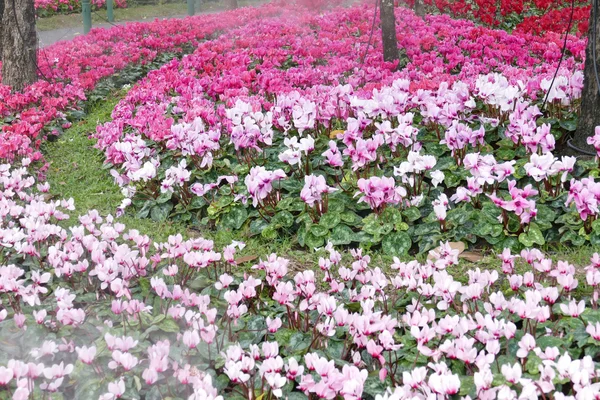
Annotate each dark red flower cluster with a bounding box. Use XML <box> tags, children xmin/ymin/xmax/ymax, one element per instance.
<box><xmin>403</xmin><ymin>0</ymin><xmax>590</xmax><ymax>36</ymax></box>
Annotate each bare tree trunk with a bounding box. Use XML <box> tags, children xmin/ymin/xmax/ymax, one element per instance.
<box><xmin>0</xmin><ymin>0</ymin><xmax>4</xmax><ymax>62</ymax></box>
<box><xmin>1</xmin><ymin>0</ymin><xmax>37</xmax><ymax>91</ymax></box>
<box><xmin>573</xmin><ymin>4</ymin><xmax>600</xmax><ymax>152</ymax></box>
<box><xmin>227</xmin><ymin>0</ymin><xmax>238</xmax><ymax>10</ymax></box>
<box><xmin>380</xmin><ymin>0</ymin><xmax>398</xmax><ymax>62</ymax></box>
<box><xmin>414</xmin><ymin>0</ymin><xmax>425</xmax><ymax>16</ymax></box>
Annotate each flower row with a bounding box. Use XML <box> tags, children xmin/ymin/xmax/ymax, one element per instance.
<box><xmin>0</xmin><ymin>162</ymin><xmax>600</xmax><ymax>399</ymax></box>
<box><xmin>0</xmin><ymin>0</ymin><xmax>287</xmax><ymax>172</ymax></box>
<box><xmin>93</xmin><ymin>2</ymin><xmax>590</xmax><ymax>253</ymax></box>
<box><xmin>405</xmin><ymin>0</ymin><xmax>591</xmax><ymax>36</ymax></box>
<box><xmin>34</xmin><ymin>0</ymin><xmax>127</xmax><ymax>16</ymax></box>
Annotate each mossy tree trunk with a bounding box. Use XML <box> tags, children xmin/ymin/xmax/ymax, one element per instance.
<box><xmin>1</xmin><ymin>0</ymin><xmax>38</xmax><ymax>91</ymax></box>
<box><xmin>380</xmin><ymin>0</ymin><xmax>398</xmax><ymax>62</ymax></box>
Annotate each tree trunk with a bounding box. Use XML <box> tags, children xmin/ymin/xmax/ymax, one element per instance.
<box><xmin>227</xmin><ymin>0</ymin><xmax>238</xmax><ymax>10</ymax></box>
<box><xmin>414</xmin><ymin>0</ymin><xmax>425</xmax><ymax>16</ymax></box>
<box><xmin>0</xmin><ymin>0</ymin><xmax>4</xmax><ymax>62</ymax></box>
<box><xmin>573</xmin><ymin>4</ymin><xmax>600</xmax><ymax>152</ymax></box>
<box><xmin>1</xmin><ymin>0</ymin><xmax>37</xmax><ymax>91</ymax></box>
<box><xmin>380</xmin><ymin>0</ymin><xmax>399</xmax><ymax>62</ymax></box>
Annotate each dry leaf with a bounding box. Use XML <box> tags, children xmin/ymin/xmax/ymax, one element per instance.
<box><xmin>448</xmin><ymin>241</ymin><xmax>465</xmax><ymax>253</ymax></box>
<box><xmin>427</xmin><ymin>241</ymin><xmax>465</xmax><ymax>261</ymax></box>
<box><xmin>235</xmin><ymin>255</ymin><xmax>258</xmax><ymax>264</ymax></box>
<box><xmin>459</xmin><ymin>251</ymin><xmax>484</xmax><ymax>262</ymax></box>
<box><xmin>329</xmin><ymin>129</ymin><xmax>345</xmax><ymax>139</ymax></box>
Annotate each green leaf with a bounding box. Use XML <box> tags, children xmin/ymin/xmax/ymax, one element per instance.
<box><xmin>413</xmin><ymin>222</ymin><xmax>439</xmax><ymax>236</ymax></box>
<box><xmin>319</xmin><ymin>212</ymin><xmax>341</xmax><ymax>229</ymax></box>
<box><xmin>352</xmin><ymin>231</ymin><xmax>373</xmax><ymax>243</ymax></box>
<box><xmin>156</xmin><ymin>191</ymin><xmax>173</xmax><ymax>204</ymax></box>
<box><xmin>559</xmin><ymin>119</ymin><xmax>577</xmax><ymax>131</ymax></box>
<box><xmin>591</xmin><ymin>231</ymin><xmax>600</xmax><ymax>246</ymax></box>
<box><xmin>283</xmin><ymin>393</ymin><xmax>308</xmax><ymax>400</ymax></box>
<box><xmin>459</xmin><ymin>375</ymin><xmax>476</xmax><ymax>398</ymax></box>
<box><xmin>582</xmin><ymin>309</ymin><xmax>600</xmax><ymax>324</ymax></box>
<box><xmin>362</xmin><ymin>375</ymin><xmax>387</xmax><ymax>397</ymax></box>
<box><xmin>288</xmin><ymin>332</ymin><xmax>311</xmax><ymax>353</ymax></box>
<box><xmin>560</xmin><ymin>230</ymin><xmax>586</xmax><ymax>246</ymax></box>
<box><xmin>382</xmin><ymin>231</ymin><xmax>412</xmax><ymax>257</ymax></box>
<box><xmin>330</xmin><ymin>225</ymin><xmax>354</xmax><ymax>245</ymax></box>
<box><xmin>310</xmin><ymin>224</ymin><xmax>329</xmax><ymax>237</ymax></box>
<box><xmin>274</xmin><ymin>328</ymin><xmax>295</xmax><ymax>344</ymax></box>
<box><xmin>277</xmin><ymin>197</ymin><xmax>305</xmax><ymax>212</ymax></box>
<box><xmin>340</xmin><ymin>211</ymin><xmax>362</xmax><ymax>227</ymax></box>
<box><xmin>250</xmin><ymin>218</ymin><xmax>269</xmax><ymax>236</ymax></box>
<box><xmin>297</xmin><ymin>224</ymin><xmax>307</xmax><ymax>247</ymax></box>
<box><xmin>537</xmin><ymin>204</ymin><xmax>557</xmax><ymax>223</ymax></box>
<box><xmin>403</xmin><ymin>207</ymin><xmax>421</xmax><ymax>222</ymax></box>
<box><xmin>362</xmin><ymin>214</ymin><xmax>393</xmax><ymax>236</ymax></box>
<box><xmin>150</xmin><ymin>202</ymin><xmax>173</xmax><ymax>222</ymax></box>
<box><xmin>536</xmin><ymin>336</ymin><xmax>564</xmax><ymax>350</ymax></box>
<box><xmin>496</xmin><ymin>148</ymin><xmax>516</xmax><ymax>160</ymax></box>
<box><xmin>380</xmin><ymin>207</ymin><xmax>402</xmax><ymax>225</ymax></box>
<box><xmin>305</xmin><ymin>231</ymin><xmax>325</xmax><ymax>249</ymax></box>
<box><xmin>447</xmin><ymin>208</ymin><xmax>471</xmax><ymax>225</ymax></box>
<box><xmin>261</xmin><ymin>225</ymin><xmax>278</xmax><ymax>240</ymax></box>
<box><xmin>158</xmin><ymin>317</ymin><xmax>180</xmax><ymax>333</ymax></box>
<box><xmin>592</xmin><ymin>219</ymin><xmax>600</xmax><ymax>233</ymax></box>
<box><xmin>136</xmin><ymin>200</ymin><xmax>154</xmax><ymax>219</ymax></box>
<box><xmin>221</xmin><ymin>206</ymin><xmax>248</xmax><ymax>230</ymax></box>
<box><xmin>272</xmin><ymin>211</ymin><xmax>294</xmax><ymax>228</ymax></box>
<box><xmin>525</xmin><ymin>354</ymin><xmax>543</xmax><ymax>375</ymax></box>
<box><xmin>518</xmin><ymin>232</ymin><xmax>534</xmax><ymax>247</ymax></box>
<box><xmin>518</xmin><ymin>223</ymin><xmax>545</xmax><ymax>247</ymax></box>
<box><xmin>188</xmin><ymin>195</ymin><xmax>206</xmax><ymax>209</ymax></box>
<box><xmin>327</xmin><ymin>199</ymin><xmax>346</xmax><ymax>213</ymax></box>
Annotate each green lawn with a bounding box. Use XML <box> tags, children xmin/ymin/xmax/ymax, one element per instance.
<box><xmin>36</xmin><ymin>0</ymin><xmax>265</xmax><ymax>31</ymax></box>
<box><xmin>43</xmin><ymin>90</ymin><xmax>189</xmax><ymax>243</ymax></box>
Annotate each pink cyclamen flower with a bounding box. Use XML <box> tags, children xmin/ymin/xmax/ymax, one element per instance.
<box><xmin>266</xmin><ymin>316</ymin><xmax>282</xmax><ymax>333</ymax></box>
<box><xmin>75</xmin><ymin>346</ymin><xmax>97</xmax><ymax>365</ymax></box>
<box><xmin>300</xmin><ymin>174</ymin><xmax>336</xmax><ymax>207</ymax></box>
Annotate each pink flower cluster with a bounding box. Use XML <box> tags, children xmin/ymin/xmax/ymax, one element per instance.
<box><xmin>84</xmin><ymin>3</ymin><xmax>588</xmax><ymax>237</ymax></box>
<box><xmin>0</xmin><ymin>1</ymin><xmax>284</xmax><ymax>169</ymax></box>
<box><xmin>1</xmin><ymin>162</ymin><xmax>600</xmax><ymax>398</ymax></box>
<box><xmin>356</xmin><ymin>176</ymin><xmax>407</xmax><ymax>213</ymax></box>
<box><xmin>34</xmin><ymin>0</ymin><xmax>127</xmax><ymax>14</ymax></box>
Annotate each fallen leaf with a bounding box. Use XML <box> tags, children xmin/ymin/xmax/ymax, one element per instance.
<box><xmin>43</xmin><ymin>193</ymin><xmax>56</xmax><ymax>202</ymax></box>
<box><xmin>448</xmin><ymin>241</ymin><xmax>465</xmax><ymax>253</ymax></box>
<box><xmin>329</xmin><ymin>129</ymin><xmax>345</xmax><ymax>139</ymax></box>
<box><xmin>459</xmin><ymin>251</ymin><xmax>484</xmax><ymax>262</ymax></box>
<box><xmin>427</xmin><ymin>241</ymin><xmax>465</xmax><ymax>261</ymax></box>
<box><xmin>235</xmin><ymin>255</ymin><xmax>258</xmax><ymax>264</ymax></box>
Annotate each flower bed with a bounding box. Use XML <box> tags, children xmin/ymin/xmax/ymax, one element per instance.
<box><xmin>0</xmin><ymin>1</ymin><xmax>286</xmax><ymax>173</ymax></box>
<box><xmin>94</xmin><ymin>3</ymin><xmax>593</xmax><ymax>255</ymax></box>
<box><xmin>402</xmin><ymin>0</ymin><xmax>591</xmax><ymax>36</ymax></box>
<box><xmin>0</xmin><ymin>162</ymin><xmax>599</xmax><ymax>399</ymax></box>
<box><xmin>35</xmin><ymin>0</ymin><xmax>128</xmax><ymax>18</ymax></box>
<box><xmin>0</xmin><ymin>2</ymin><xmax>599</xmax><ymax>399</ymax></box>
